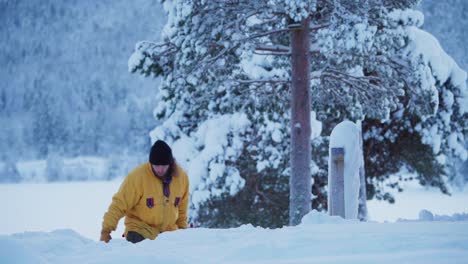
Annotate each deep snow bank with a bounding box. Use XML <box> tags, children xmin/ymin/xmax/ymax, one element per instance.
<box><xmin>2</xmin><ymin>211</ymin><xmax>468</xmax><ymax>264</ymax></box>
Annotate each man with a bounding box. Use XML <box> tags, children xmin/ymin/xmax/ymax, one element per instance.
<box><xmin>100</xmin><ymin>140</ymin><xmax>189</xmax><ymax>243</ymax></box>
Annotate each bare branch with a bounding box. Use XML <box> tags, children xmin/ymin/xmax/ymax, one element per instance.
<box><xmin>206</xmin><ymin>43</ymin><xmax>241</xmax><ymax>65</ymax></box>
<box><xmin>232</xmin><ymin>79</ymin><xmax>290</xmax><ymax>84</ymax></box>
<box><xmin>237</xmin><ymin>28</ymin><xmax>290</xmax><ymax>42</ymax></box>
<box><xmin>325</xmin><ymin>69</ymin><xmax>386</xmax><ymax>91</ymax></box>
<box><xmin>253</xmin><ymin>51</ymin><xmax>291</xmax><ymax>56</ymax></box>
<box><xmin>256</xmin><ymin>44</ymin><xmax>289</xmax><ymax>52</ymax></box>
<box><xmin>255</xmin><ymin>43</ymin><xmax>321</xmax><ymax>56</ymax></box>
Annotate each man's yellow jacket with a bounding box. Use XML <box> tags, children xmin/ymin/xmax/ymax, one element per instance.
<box><xmin>102</xmin><ymin>162</ymin><xmax>189</xmax><ymax>239</ymax></box>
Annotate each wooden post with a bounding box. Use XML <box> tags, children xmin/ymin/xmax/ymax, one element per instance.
<box><xmin>329</xmin><ymin>147</ymin><xmax>345</xmax><ymax>218</ymax></box>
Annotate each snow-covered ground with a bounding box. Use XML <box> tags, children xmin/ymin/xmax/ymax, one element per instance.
<box><xmin>2</xmin><ymin>211</ymin><xmax>468</xmax><ymax>263</ymax></box>
<box><xmin>368</xmin><ymin>181</ymin><xmax>468</xmax><ymax>222</ymax></box>
<box><xmin>1</xmin><ymin>180</ymin><xmax>467</xmax><ymax>263</ymax></box>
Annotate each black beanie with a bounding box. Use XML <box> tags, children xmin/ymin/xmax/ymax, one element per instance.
<box><xmin>149</xmin><ymin>140</ymin><xmax>173</xmax><ymax>165</ymax></box>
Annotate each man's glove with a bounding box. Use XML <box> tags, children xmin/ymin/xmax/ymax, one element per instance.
<box><xmin>100</xmin><ymin>230</ymin><xmax>112</xmax><ymax>243</ymax></box>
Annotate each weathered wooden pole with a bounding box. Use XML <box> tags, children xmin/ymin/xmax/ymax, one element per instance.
<box><xmin>289</xmin><ymin>17</ymin><xmax>312</xmax><ymax>226</ymax></box>
<box><xmin>329</xmin><ymin>147</ymin><xmax>345</xmax><ymax>218</ymax></box>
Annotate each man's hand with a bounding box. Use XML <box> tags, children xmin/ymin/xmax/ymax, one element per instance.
<box><xmin>100</xmin><ymin>230</ymin><xmax>112</xmax><ymax>243</ymax></box>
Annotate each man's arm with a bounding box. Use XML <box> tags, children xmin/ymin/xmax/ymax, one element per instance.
<box><xmin>101</xmin><ymin>174</ymin><xmax>140</xmax><ymax>239</ymax></box>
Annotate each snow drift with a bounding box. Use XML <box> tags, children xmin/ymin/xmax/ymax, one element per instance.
<box><xmin>2</xmin><ymin>211</ymin><xmax>468</xmax><ymax>264</ymax></box>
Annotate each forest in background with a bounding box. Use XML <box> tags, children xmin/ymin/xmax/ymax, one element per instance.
<box><xmin>0</xmin><ymin>0</ymin><xmax>165</xmax><ymax>181</ymax></box>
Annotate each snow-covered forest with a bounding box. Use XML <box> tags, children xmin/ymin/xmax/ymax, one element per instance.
<box><xmin>1</xmin><ymin>0</ymin><xmax>467</xmax><ymax>230</ymax></box>
<box><xmin>0</xmin><ymin>0</ymin><xmax>165</xmax><ymax>181</ymax></box>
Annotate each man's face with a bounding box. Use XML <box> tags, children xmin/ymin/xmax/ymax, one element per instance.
<box><xmin>152</xmin><ymin>164</ymin><xmax>169</xmax><ymax>177</ymax></box>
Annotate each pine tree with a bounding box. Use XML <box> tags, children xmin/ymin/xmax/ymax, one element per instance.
<box><xmin>131</xmin><ymin>0</ymin><xmax>467</xmax><ymax>227</ymax></box>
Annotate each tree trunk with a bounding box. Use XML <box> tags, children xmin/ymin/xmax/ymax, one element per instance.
<box><xmin>289</xmin><ymin>18</ymin><xmax>312</xmax><ymax>226</ymax></box>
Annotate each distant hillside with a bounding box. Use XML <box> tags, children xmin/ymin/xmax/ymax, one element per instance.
<box><xmin>0</xmin><ymin>0</ymin><xmax>165</xmax><ymax>163</ymax></box>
